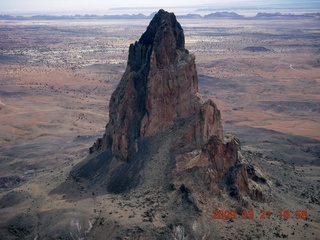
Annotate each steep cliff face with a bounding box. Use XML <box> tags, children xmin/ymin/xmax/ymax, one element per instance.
<box><xmin>88</xmin><ymin>9</ymin><xmax>264</xmax><ymax>202</ymax></box>
<box><xmin>90</xmin><ymin>10</ymin><xmax>216</xmax><ymax>161</ymax></box>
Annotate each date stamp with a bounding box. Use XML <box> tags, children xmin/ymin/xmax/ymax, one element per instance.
<box><xmin>212</xmin><ymin>210</ymin><xmax>308</xmax><ymax>220</ymax></box>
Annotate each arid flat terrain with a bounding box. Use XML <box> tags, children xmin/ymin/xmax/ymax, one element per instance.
<box><xmin>0</xmin><ymin>17</ymin><xmax>319</xmax><ymax>239</ymax></box>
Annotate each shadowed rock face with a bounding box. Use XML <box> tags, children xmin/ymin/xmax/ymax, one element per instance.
<box><xmin>88</xmin><ymin>9</ymin><xmax>263</xmax><ymax>201</ymax></box>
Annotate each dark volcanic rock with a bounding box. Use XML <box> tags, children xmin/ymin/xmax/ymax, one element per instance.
<box><xmin>0</xmin><ymin>191</ymin><xmax>31</xmax><ymax>209</ymax></box>
<box><xmin>90</xmin><ymin>9</ymin><xmax>200</xmax><ymax>161</ymax></box>
<box><xmin>0</xmin><ymin>175</ymin><xmax>24</xmax><ymax>189</ymax></box>
<box><xmin>77</xmin><ymin>7</ymin><xmax>263</xmax><ymax>207</ymax></box>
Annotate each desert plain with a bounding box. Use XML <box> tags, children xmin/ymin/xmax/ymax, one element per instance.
<box><xmin>0</xmin><ymin>16</ymin><xmax>319</xmax><ymax>239</ymax></box>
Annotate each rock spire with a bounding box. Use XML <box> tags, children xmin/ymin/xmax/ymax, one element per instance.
<box><xmin>87</xmin><ymin>9</ymin><xmax>265</xmax><ymax>202</ymax></box>
<box><xmin>90</xmin><ymin>9</ymin><xmax>222</xmax><ymax>161</ymax></box>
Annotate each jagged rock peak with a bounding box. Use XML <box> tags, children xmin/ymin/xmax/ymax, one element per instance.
<box><xmin>138</xmin><ymin>9</ymin><xmax>185</xmax><ymax>50</ymax></box>
<box><xmin>128</xmin><ymin>9</ymin><xmax>189</xmax><ymax>71</ymax></box>
<box><xmin>90</xmin><ymin>9</ymin><xmax>203</xmax><ymax>161</ymax></box>
<box><xmin>83</xmin><ymin>9</ymin><xmax>266</xmax><ymax>208</ymax></box>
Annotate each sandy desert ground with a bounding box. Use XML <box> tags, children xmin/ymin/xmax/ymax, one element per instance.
<box><xmin>0</xmin><ymin>17</ymin><xmax>319</xmax><ymax>239</ymax></box>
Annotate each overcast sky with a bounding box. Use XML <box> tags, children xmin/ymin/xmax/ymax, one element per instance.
<box><xmin>1</xmin><ymin>0</ymin><xmax>318</xmax><ymax>15</ymax></box>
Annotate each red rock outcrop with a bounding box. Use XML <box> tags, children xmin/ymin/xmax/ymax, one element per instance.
<box><xmin>89</xmin><ymin>9</ymin><xmax>264</xmax><ymax>202</ymax></box>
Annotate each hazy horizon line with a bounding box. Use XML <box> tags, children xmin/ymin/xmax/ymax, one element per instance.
<box><xmin>1</xmin><ymin>8</ymin><xmax>320</xmax><ymax>18</ymax></box>
<box><xmin>1</xmin><ymin>1</ymin><xmax>320</xmax><ymax>17</ymax></box>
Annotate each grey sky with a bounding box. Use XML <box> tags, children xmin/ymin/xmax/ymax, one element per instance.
<box><xmin>1</xmin><ymin>0</ymin><xmax>319</xmax><ymax>15</ymax></box>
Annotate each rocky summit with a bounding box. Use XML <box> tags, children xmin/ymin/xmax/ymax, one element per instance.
<box><xmin>67</xmin><ymin>9</ymin><xmax>268</xmax><ymax>238</ymax></box>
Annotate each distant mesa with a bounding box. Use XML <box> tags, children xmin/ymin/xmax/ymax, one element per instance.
<box><xmin>254</xmin><ymin>12</ymin><xmax>320</xmax><ymax>19</ymax></box>
<box><xmin>255</xmin><ymin>12</ymin><xmax>287</xmax><ymax>18</ymax></box>
<box><xmin>204</xmin><ymin>12</ymin><xmax>244</xmax><ymax>19</ymax></box>
<box><xmin>243</xmin><ymin>46</ymin><xmax>271</xmax><ymax>52</ymax></box>
<box><xmin>177</xmin><ymin>13</ymin><xmax>202</xmax><ymax>19</ymax></box>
